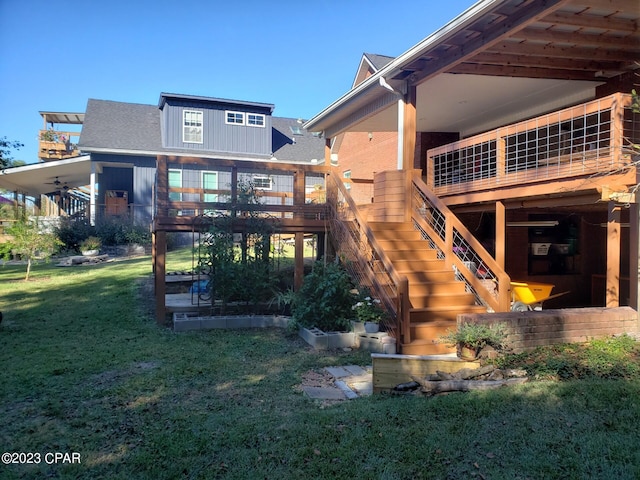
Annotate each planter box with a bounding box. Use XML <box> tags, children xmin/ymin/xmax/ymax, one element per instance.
<box><xmin>299</xmin><ymin>327</ymin><xmax>355</xmax><ymax>350</ymax></box>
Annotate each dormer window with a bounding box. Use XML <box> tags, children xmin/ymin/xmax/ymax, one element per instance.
<box><xmin>247</xmin><ymin>113</ymin><xmax>265</xmax><ymax>127</ymax></box>
<box><xmin>226</xmin><ymin>111</ymin><xmax>245</xmax><ymax>125</ymax></box>
<box><xmin>183</xmin><ymin>110</ymin><xmax>203</xmax><ymax>143</ymax></box>
<box><xmin>226</xmin><ymin>111</ymin><xmax>265</xmax><ymax>127</ymax></box>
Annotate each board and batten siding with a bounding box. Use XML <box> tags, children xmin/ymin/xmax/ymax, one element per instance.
<box><xmin>133</xmin><ymin>166</ymin><xmax>155</xmax><ymax>224</ymax></box>
<box><xmin>162</xmin><ymin>99</ymin><xmax>272</xmax><ymax>155</ymax></box>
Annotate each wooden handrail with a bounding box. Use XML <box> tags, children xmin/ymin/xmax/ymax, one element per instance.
<box><xmin>427</xmin><ymin>93</ymin><xmax>634</xmax><ymax>195</ymax></box>
<box><xmin>326</xmin><ymin>168</ymin><xmax>410</xmax><ymax>342</ymax></box>
<box><xmin>411</xmin><ymin>171</ymin><xmax>511</xmax><ymax>312</ymax></box>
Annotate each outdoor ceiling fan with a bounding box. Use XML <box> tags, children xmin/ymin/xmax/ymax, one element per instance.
<box><xmin>45</xmin><ymin>176</ymin><xmax>63</xmax><ymax>186</ymax></box>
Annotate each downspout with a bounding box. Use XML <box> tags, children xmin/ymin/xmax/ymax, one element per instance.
<box><xmin>379</xmin><ymin>77</ymin><xmax>405</xmax><ymax>171</ymax></box>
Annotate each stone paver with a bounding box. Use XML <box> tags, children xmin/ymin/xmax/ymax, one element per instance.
<box><xmin>301</xmin><ymin>366</ymin><xmax>374</xmax><ymax>401</ymax></box>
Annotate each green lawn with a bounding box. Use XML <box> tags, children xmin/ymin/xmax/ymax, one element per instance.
<box><xmin>1</xmin><ymin>251</ymin><xmax>640</xmax><ymax>479</ymax></box>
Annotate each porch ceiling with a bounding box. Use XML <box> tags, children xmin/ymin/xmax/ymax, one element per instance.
<box><xmin>306</xmin><ymin>0</ymin><xmax>640</xmax><ymax>137</ymax></box>
<box><xmin>0</xmin><ymin>156</ymin><xmax>93</xmax><ymax>197</ymax></box>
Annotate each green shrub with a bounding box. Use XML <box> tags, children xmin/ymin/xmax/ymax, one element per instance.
<box><xmin>0</xmin><ymin>241</ymin><xmax>15</xmax><ymax>260</ymax></box>
<box><xmin>291</xmin><ymin>260</ymin><xmax>354</xmax><ymax>332</ymax></box>
<box><xmin>54</xmin><ymin>218</ymin><xmax>96</xmax><ymax>252</ymax></box>
<box><xmin>95</xmin><ymin>217</ymin><xmax>151</xmax><ymax>246</ymax></box>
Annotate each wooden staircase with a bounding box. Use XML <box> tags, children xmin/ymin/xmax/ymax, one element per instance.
<box><xmin>369</xmin><ymin>221</ymin><xmax>488</xmax><ymax>355</ymax></box>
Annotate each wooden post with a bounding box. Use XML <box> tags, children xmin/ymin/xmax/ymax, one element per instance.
<box><xmin>155</xmin><ymin>230</ymin><xmax>167</xmax><ymax>325</ymax></box>
<box><xmin>294</xmin><ymin>232</ymin><xmax>305</xmax><ymax>291</ymax></box>
<box><xmin>629</xmin><ymin>202</ymin><xmax>639</xmax><ymax>312</ymax></box>
<box><xmin>606</xmin><ymin>201</ymin><xmax>621</xmax><ymax>308</ymax></box>
<box><xmin>293</xmin><ymin>167</ymin><xmax>306</xmax><ymax>211</ymax></box>
<box><xmin>325</xmin><ymin>138</ymin><xmax>332</xmax><ymax>165</ymax></box>
<box><xmin>231</xmin><ymin>166</ymin><xmax>238</xmax><ymax>217</ymax></box>
<box><xmin>403</xmin><ymin>85</ymin><xmax>417</xmax><ymax>171</ymax></box>
<box><xmin>495</xmin><ymin>201</ymin><xmax>505</xmax><ymax>269</ymax></box>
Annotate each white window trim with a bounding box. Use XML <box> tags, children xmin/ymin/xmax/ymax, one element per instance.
<box><xmin>183</xmin><ymin>110</ymin><xmax>203</xmax><ymax>144</ymax></box>
<box><xmin>226</xmin><ymin>111</ymin><xmax>245</xmax><ymax>125</ymax></box>
<box><xmin>253</xmin><ymin>175</ymin><xmax>272</xmax><ymax>190</ymax></box>
<box><xmin>247</xmin><ymin>113</ymin><xmax>266</xmax><ymax>128</ymax></box>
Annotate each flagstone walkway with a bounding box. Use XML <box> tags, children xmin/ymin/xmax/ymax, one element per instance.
<box><xmin>301</xmin><ymin>365</ymin><xmax>372</xmax><ymax>401</ymax></box>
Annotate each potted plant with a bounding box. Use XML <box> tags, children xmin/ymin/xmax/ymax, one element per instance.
<box><xmin>438</xmin><ymin>321</ymin><xmax>507</xmax><ymax>360</ymax></box>
<box><xmin>80</xmin><ymin>236</ymin><xmax>101</xmax><ymax>256</ymax></box>
<box><xmin>352</xmin><ymin>291</ymin><xmax>386</xmax><ymax>334</ymax></box>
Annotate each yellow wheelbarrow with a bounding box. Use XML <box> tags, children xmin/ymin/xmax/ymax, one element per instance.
<box><xmin>510</xmin><ymin>281</ymin><xmax>569</xmax><ymax>311</ymax></box>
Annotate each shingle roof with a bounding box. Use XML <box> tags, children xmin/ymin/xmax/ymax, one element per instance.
<box><xmin>79</xmin><ymin>98</ymin><xmax>324</xmax><ymax>163</ymax></box>
<box><xmin>79</xmin><ymin>99</ymin><xmax>162</xmax><ymax>152</ymax></box>
<box><xmin>271</xmin><ymin>117</ymin><xmax>324</xmax><ymax>163</ymax></box>
<box><xmin>363</xmin><ymin>53</ymin><xmax>394</xmax><ymax>71</ymax></box>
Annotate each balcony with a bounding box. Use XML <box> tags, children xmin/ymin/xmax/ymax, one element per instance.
<box><xmin>427</xmin><ymin>93</ymin><xmax>638</xmax><ymax>199</ymax></box>
<box><xmin>38</xmin><ymin>130</ymin><xmax>81</xmax><ymax>161</ymax></box>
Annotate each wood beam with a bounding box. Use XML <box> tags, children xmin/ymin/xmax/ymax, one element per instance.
<box><xmin>495</xmin><ymin>201</ymin><xmax>506</xmax><ymax>269</ymax></box>
<box><xmin>294</xmin><ymin>232</ymin><xmax>305</xmax><ymax>291</ymax></box>
<box><xmin>449</xmin><ymin>63</ymin><xmax>604</xmax><ymax>80</ymax></box>
<box><xmin>407</xmin><ymin>0</ymin><xmax>568</xmax><ymax>85</ymax></box>
<box><xmin>606</xmin><ymin>202</ymin><xmax>621</xmax><ymax>308</ymax></box>
<box><xmin>629</xmin><ymin>202</ymin><xmax>639</xmax><ymax>311</ymax></box>
<box><xmin>486</xmin><ymin>41</ymin><xmax>639</xmax><ymax>62</ymax></box>
<box><xmin>441</xmin><ymin>169</ymin><xmax>637</xmax><ymax>207</ymax></box>
<box><xmin>541</xmin><ymin>11</ymin><xmax>639</xmax><ymax>33</ymax></box>
<box><xmin>513</xmin><ymin>27</ymin><xmax>640</xmax><ymax>49</ymax></box>
<box><xmin>470</xmin><ymin>51</ymin><xmax>625</xmax><ymax>71</ymax></box>
<box><xmin>403</xmin><ymin>85</ymin><xmax>417</xmax><ymax>171</ymax></box>
<box><xmin>154</xmin><ymin>230</ymin><xmax>167</xmax><ymax>325</ymax></box>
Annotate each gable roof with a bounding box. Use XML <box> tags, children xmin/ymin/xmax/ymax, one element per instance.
<box><xmin>363</xmin><ymin>53</ymin><xmax>394</xmax><ymax>72</ymax></box>
<box><xmin>353</xmin><ymin>53</ymin><xmax>395</xmax><ymax>88</ymax></box>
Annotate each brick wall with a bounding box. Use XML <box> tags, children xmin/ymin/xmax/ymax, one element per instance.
<box><xmin>337</xmin><ymin>131</ymin><xmax>397</xmax><ymax>205</ymax></box>
<box><xmin>458</xmin><ymin>307</ymin><xmax>639</xmax><ymax>353</ymax></box>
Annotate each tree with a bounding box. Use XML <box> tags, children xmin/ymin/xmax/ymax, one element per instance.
<box><xmin>0</xmin><ymin>137</ymin><xmax>24</xmax><ymax>169</ymax></box>
<box><xmin>9</xmin><ymin>218</ymin><xmax>63</xmax><ymax>280</ymax></box>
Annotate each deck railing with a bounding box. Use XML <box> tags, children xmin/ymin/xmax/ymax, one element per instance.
<box><xmin>38</xmin><ymin>130</ymin><xmax>81</xmax><ymax>161</ymax></box>
<box><xmin>427</xmin><ymin>93</ymin><xmax>635</xmax><ymax>196</ymax></box>
<box><xmin>155</xmin><ymin>156</ymin><xmax>330</xmax><ymax>229</ymax></box>
<box><xmin>326</xmin><ymin>169</ymin><xmax>409</xmax><ymax>342</ymax></box>
<box><xmin>410</xmin><ymin>171</ymin><xmax>511</xmax><ymax>314</ymax></box>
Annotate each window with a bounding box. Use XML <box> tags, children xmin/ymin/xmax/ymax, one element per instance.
<box><xmin>183</xmin><ymin>110</ymin><xmax>203</xmax><ymax>143</ymax></box>
<box><xmin>253</xmin><ymin>176</ymin><xmax>272</xmax><ymax>190</ymax></box>
<box><xmin>343</xmin><ymin>170</ymin><xmax>351</xmax><ymax>190</ymax></box>
<box><xmin>202</xmin><ymin>171</ymin><xmax>218</xmax><ymax>202</ymax></box>
<box><xmin>247</xmin><ymin>114</ymin><xmax>265</xmax><ymax>127</ymax></box>
<box><xmin>226</xmin><ymin>111</ymin><xmax>244</xmax><ymax>125</ymax></box>
<box><xmin>168</xmin><ymin>169</ymin><xmax>182</xmax><ymax>201</ymax></box>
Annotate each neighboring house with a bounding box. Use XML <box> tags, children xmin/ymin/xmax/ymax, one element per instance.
<box><xmin>0</xmin><ymin>93</ymin><xmax>325</xmax><ymax>225</ymax></box>
<box><xmin>78</xmin><ymin>93</ymin><xmax>325</xmax><ymax>225</ymax></box>
<box><xmin>304</xmin><ymin>0</ymin><xmax>640</xmax><ymax>320</ymax></box>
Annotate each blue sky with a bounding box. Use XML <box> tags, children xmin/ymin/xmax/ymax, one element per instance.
<box><xmin>0</xmin><ymin>0</ymin><xmax>476</xmax><ymax>164</ymax></box>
